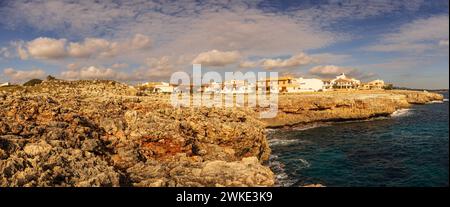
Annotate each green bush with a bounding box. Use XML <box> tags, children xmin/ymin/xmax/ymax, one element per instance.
<box><xmin>23</xmin><ymin>79</ymin><xmax>43</xmax><ymax>86</ymax></box>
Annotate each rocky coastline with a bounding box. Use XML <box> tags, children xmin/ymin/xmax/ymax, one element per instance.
<box><xmin>0</xmin><ymin>80</ymin><xmax>444</xmax><ymax>187</ymax></box>
<box><xmin>262</xmin><ymin>90</ymin><xmax>444</xmax><ymax>128</ymax></box>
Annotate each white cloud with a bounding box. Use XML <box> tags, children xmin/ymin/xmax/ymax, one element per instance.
<box><xmin>17</xmin><ymin>44</ymin><xmax>29</xmax><ymax>60</ymax></box>
<box><xmin>129</xmin><ymin>34</ymin><xmax>152</xmax><ymax>50</ymax></box>
<box><xmin>68</xmin><ymin>38</ymin><xmax>117</xmax><ymax>58</ymax></box>
<box><xmin>192</xmin><ymin>50</ymin><xmax>241</xmax><ymax>66</ymax></box>
<box><xmin>19</xmin><ymin>34</ymin><xmax>152</xmax><ymax>60</ymax></box>
<box><xmin>60</xmin><ymin>66</ymin><xmax>130</xmax><ymax>80</ymax></box>
<box><xmin>59</xmin><ymin>56</ymin><xmax>177</xmax><ymax>82</ymax></box>
<box><xmin>260</xmin><ymin>53</ymin><xmax>315</xmax><ymax>70</ymax></box>
<box><xmin>309</xmin><ymin>65</ymin><xmax>376</xmax><ymax>80</ymax></box>
<box><xmin>239</xmin><ymin>60</ymin><xmax>260</xmax><ymax>68</ymax></box>
<box><xmin>3</xmin><ymin>67</ymin><xmax>46</xmax><ymax>82</ymax></box>
<box><xmin>26</xmin><ymin>37</ymin><xmax>67</xmax><ymax>59</ymax></box>
<box><xmin>366</xmin><ymin>15</ymin><xmax>449</xmax><ymax>53</ymax></box>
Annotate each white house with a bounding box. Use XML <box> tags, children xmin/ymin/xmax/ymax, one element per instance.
<box><xmin>362</xmin><ymin>79</ymin><xmax>385</xmax><ymax>90</ymax></box>
<box><xmin>221</xmin><ymin>79</ymin><xmax>256</xmax><ymax>94</ymax></box>
<box><xmin>154</xmin><ymin>82</ymin><xmax>176</xmax><ymax>93</ymax></box>
<box><xmin>294</xmin><ymin>78</ymin><xmax>324</xmax><ymax>92</ymax></box>
<box><xmin>141</xmin><ymin>81</ymin><xmax>177</xmax><ymax>93</ymax></box>
<box><xmin>330</xmin><ymin>73</ymin><xmax>361</xmax><ymax>89</ymax></box>
<box><xmin>0</xmin><ymin>82</ymin><xmax>11</xmax><ymax>87</ymax></box>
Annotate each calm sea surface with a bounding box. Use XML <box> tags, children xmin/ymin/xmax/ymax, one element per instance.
<box><xmin>269</xmin><ymin>92</ymin><xmax>449</xmax><ymax>187</ymax></box>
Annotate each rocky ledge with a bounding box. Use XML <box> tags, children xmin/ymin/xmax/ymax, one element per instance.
<box><xmin>263</xmin><ymin>90</ymin><xmax>444</xmax><ymax>128</ymax></box>
<box><xmin>0</xmin><ymin>80</ymin><xmax>272</xmax><ymax>187</ymax></box>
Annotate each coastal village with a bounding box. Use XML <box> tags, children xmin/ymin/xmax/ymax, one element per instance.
<box><xmin>137</xmin><ymin>73</ymin><xmax>389</xmax><ymax>94</ymax></box>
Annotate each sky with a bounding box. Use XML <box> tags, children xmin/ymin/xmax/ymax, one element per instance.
<box><xmin>0</xmin><ymin>0</ymin><xmax>448</xmax><ymax>89</ymax></box>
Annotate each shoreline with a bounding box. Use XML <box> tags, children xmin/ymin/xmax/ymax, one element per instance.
<box><xmin>260</xmin><ymin>90</ymin><xmax>443</xmax><ymax>129</ymax></box>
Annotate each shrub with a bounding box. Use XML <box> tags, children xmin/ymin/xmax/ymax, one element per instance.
<box><xmin>23</xmin><ymin>79</ymin><xmax>43</xmax><ymax>86</ymax></box>
<box><xmin>46</xmin><ymin>75</ymin><xmax>56</xmax><ymax>81</ymax></box>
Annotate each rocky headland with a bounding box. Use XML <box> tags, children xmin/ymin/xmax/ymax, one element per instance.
<box><xmin>264</xmin><ymin>90</ymin><xmax>444</xmax><ymax>128</ymax></box>
<box><xmin>0</xmin><ymin>80</ymin><xmax>443</xmax><ymax>187</ymax></box>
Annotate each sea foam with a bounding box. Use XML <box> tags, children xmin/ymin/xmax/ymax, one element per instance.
<box><xmin>390</xmin><ymin>108</ymin><xmax>413</xmax><ymax>117</ymax></box>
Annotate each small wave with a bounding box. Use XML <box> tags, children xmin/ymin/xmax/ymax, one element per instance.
<box><xmin>268</xmin><ymin>138</ymin><xmax>300</xmax><ymax>146</ymax></box>
<box><xmin>427</xmin><ymin>100</ymin><xmax>444</xmax><ymax>104</ymax></box>
<box><xmin>298</xmin><ymin>158</ymin><xmax>311</xmax><ymax>168</ymax></box>
<box><xmin>443</xmin><ymin>98</ymin><xmax>449</xmax><ymax>102</ymax></box>
<box><xmin>292</xmin><ymin>122</ymin><xmax>329</xmax><ymax>131</ymax></box>
<box><xmin>390</xmin><ymin>108</ymin><xmax>413</xmax><ymax>117</ymax></box>
<box><xmin>265</xmin><ymin>128</ymin><xmax>278</xmax><ymax>133</ymax></box>
<box><xmin>268</xmin><ymin>155</ymin><xmax>297</xmax><ymax>187</ymax></box>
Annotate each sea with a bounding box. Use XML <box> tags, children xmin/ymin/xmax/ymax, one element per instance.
<box><xmin>268</xmin><ymin>91</ymin><xmax>449</xmax><ymax>187</ymax></box>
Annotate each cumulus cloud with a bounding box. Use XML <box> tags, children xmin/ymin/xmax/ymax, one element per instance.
<box><xmin>26</xmin><ymin>37</ymin><xmax>67</xmax><ymax>59</ymax></box>
<box><xmin>192</xmin><ymin>50</ymin><xmax>241</xmax><ymax>66</ymax></box>
<box><xmin>3</xmin><ymin>67</ymin><xmax>46</xmax><ymax>82</ymax></box>
<box><xmin>239</xmin><ymin>52</ymin><xmax>318</xmax><ymax>69</ymax></box>
<box><xmin>129</xmin><ymin>34</ymin><xmax>152</xmax><ymax>50</ymax></box>
<box><xmin>309</xmin><ymin>65</ymin><xmax>376</xmax><ymax>80</ymax></box>
<box><xmin>260</xmin><ymin>53</ymin><xmax>315</xmax><ymax>70</ymax></box>
<box><xmin>60</xmin><ymin>66</ymin><xmax>131</xmax><ymax>80</ymax></box>
<box><xmin>68</xmin><ymin>38</ymin><xmax>118</xmax><ymax>58</ymax></box>
<box><xmin>59</xmin><ymin>56</ymin><xmax>176</xmax><ymax>82</ymax></box>
<box><xmin>18</xmin><ymin>34</ymin><xmax>152</xmax><ymax>60</ymax></box>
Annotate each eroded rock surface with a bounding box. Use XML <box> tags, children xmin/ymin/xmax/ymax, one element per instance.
<box><xmin>263</xmin><ymin>90</ymin><xmax>443</xmax><ymax>127</ymax></box>
<box><xmin>0</xmin><ymin>80</ymin><xmax>273</xmax><ymax>187</ymax></box>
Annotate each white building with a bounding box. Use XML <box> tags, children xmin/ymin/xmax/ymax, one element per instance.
<box><xmin>293</xmin><ymin>78</ymin><xmax>324</xmax><ymax>92</ymax></box>
<box><xmin>141</xmin><ymin>82</ymin><xmax>177</xmax><ymax>93</ymax></box>
<box><xmin>221</xmin><ymin>80</ymin><xmax>256</xmax><ymax>94</ymax></box>
<box><xmin>202</xmin><ymin>82</ymin><xmax>222</xmax><ymax>93</ymax></box>
<box><xmin>0</xmin><ymin>82</ymin><xmax>11</xmax><ymax>87</ymax></box>
<box><xmin>154</xmin><ymin>82</ymin><xmax>176</xmax><ymax>93</ymax></box>
<box><xmin>362</xmin><ymin>79</ymin><xmax>385</xmax><ymax>90</ymax></box>
<box><xmin>330</xmin><ymin>73</ymin><xmax>361</xmax><ymax>89</ymax></box>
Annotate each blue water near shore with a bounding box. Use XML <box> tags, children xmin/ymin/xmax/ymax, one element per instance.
<box><xmin>269</xmin><ymin>92</ymin><xmax>449</xmax><ymax>187</ymax></box>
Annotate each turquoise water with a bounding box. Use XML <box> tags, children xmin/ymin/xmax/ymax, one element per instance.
<box><xmin>269</xmin><ymin>92</ymin><xmax>449</xmax><ymax>187</ymax></box>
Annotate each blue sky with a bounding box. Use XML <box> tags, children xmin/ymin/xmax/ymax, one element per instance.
<box><xmin>0</xmin><ymin>0</ymin><xmax>448</xmax><ymax>89</ymax></box>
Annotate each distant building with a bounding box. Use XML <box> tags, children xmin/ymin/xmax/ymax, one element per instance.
<box><xmin>141</xmin><ymin>82</ymin><xmax>177</xmax><ymax>93</ymax></box>
<box><xmin>0</xmin><ymin>82</ymin><xmax>11</xmax><ymax>87</ymax></box>
<box><xmin>322</xmin><ymin>80</ymin><xmax>333</xmax><ymax>91</ymax></box>
<box><xmin>330</xmin><ymin>73</ymin><xmax>361</xmax><ymax>89</ymax></box>
<box><xmin>258</xmin><ymin>76</ymin><xmax>297</xmax><ymax>93</ymax></box>
<box><xmin>362</xmin><ymin>79</ymin><xmax>385</xmax><ymax>90</ymax></box>
<box><xmin>202</xmin><ymin>81</ymin><xmax>222</xmax><ymax>94</ymax></box>
<box><xmin>293</xmin><ymin>78</ymin><xmax>324</xmax><ymax>92</ymax></box>
<box><xmin>221</xmin><ymin>79</ymin><xmax>255</xmax><ymax>94</ymax></box>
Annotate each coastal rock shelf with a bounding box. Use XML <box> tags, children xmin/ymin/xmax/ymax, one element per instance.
<box><xmin>0</xmin><ymin>80</ymin><xmax>272</xmax><ymax>187</ymax></box>
<box><xmin>263</xmin><ymin>90</ymin><xmax>444</xmax><ymax>128</ymax></box>
<box><xmin>0</xmin><ymin>80</ymin><xmax>443</xmax><ymax>187</ymax></box>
